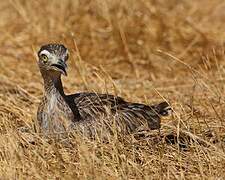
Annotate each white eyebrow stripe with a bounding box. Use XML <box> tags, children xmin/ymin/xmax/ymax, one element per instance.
<box><xmin>65</xmin><ymin>49</ymin><xmax>69</xmax><ymax>55</ymax></box>
<box><xmin>39</xmin><ymin>50</ymin><xmax>51</xmax><ymax>56</ymax></box>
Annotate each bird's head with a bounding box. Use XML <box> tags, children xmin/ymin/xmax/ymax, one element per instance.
<box><xmin>38</xmin><ymin>44</ymin><xmax>69</xmax><ymax>76</ymax></box>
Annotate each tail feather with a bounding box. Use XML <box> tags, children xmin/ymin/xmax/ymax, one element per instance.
<box><xmin>118</xmin><ymin>101</ymin><xmax>171</xmax><ymax>130</ymax></box>
<box><xmin>153</xmin><ymin>101</ymin><xmax>172</xmax><ymax>116</ymax></box>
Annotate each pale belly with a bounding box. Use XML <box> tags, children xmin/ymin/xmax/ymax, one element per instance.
<box><xmin>38</xmin><ymin>95</ymin><xmax>74</xmax><ymax>134</ymax></box>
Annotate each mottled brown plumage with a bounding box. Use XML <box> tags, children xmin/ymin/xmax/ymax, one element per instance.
<box><xmin>37</xmin><ymin>44</ymin><xmax>171</xmax><ymax>135</ymax></box>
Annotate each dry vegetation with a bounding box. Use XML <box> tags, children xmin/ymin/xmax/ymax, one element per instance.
<box><xmin>0</xmin><ymin>0</ymin><xmax>225</xmax><ymax>179</ymax></box>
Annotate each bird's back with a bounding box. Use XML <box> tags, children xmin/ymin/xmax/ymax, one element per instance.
<box><xmin>65</xmin><ymin>92</ymin><xmax>171</xmax><ymax>133</ymax></box>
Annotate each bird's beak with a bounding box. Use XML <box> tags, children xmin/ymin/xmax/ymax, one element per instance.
<box><xmin>51</xmin><ymin>59</ymin><xmax>67</xmax><ymax>76</ymax></box>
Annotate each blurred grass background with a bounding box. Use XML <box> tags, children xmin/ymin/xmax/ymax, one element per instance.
<box><xmin>0</xmin><ymin>0</ymin><xmax>225</xmax><ymax>179</ymax></box>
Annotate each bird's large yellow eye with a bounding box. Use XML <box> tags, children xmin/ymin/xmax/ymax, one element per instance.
<box><xmin>41</xmin><ymin>54</ymin><xmax>48</xmax><ymax>63</ymax></box>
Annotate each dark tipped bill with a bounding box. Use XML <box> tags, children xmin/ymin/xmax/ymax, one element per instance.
<box><xmin>51</xmin><ymin>62</ymin><xmax>67</xmax><ymax>76</ymax></box>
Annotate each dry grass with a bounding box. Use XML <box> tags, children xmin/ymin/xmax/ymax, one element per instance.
<box><xmin>0</xmin><ymin>0</ymin><xmax>225</xmax><ymax>179</ymax></box>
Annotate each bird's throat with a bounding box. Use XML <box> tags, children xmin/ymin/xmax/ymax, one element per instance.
<box><xmin>41</xmin><ymin>72</ymin><xmax>65</xmax><ymax>96</ymax></box>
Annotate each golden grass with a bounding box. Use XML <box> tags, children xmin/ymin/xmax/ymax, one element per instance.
<box><xmin>0</xmin><ymin>0</ymin><xmax>225</xmax><ymax>179</ymax></box>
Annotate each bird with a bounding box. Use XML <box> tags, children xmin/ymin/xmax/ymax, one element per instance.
<box><xmin>37</xmin><ymin>43</ymin><xmax>171</xmax><ymax>136</ymax></box>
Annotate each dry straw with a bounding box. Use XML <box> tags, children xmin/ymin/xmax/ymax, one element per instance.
<box><xmin>0</xmin><ymin>0</ymin><xmax>225</xmax><ymax>179</ymax></box>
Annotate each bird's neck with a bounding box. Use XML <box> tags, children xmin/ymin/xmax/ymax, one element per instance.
<box><xmin>41</xmin><ymin>71</ymin><xmax>65</xmax><ymax>97</ymax></box>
